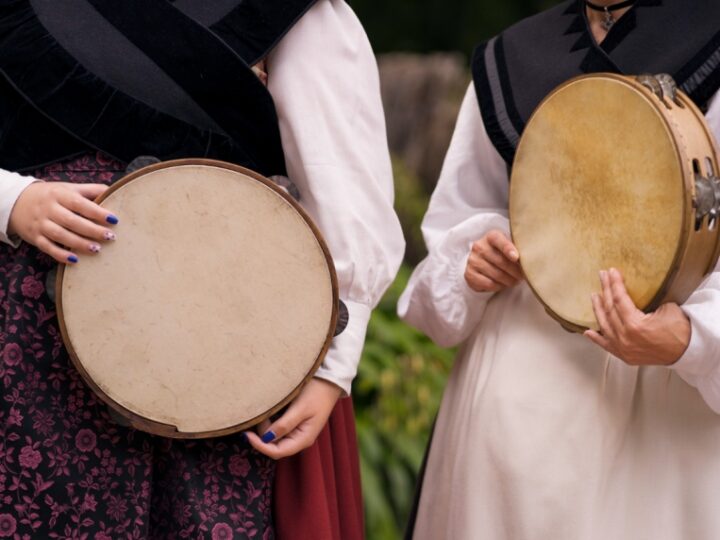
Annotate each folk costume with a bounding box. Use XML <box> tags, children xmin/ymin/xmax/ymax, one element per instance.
<box><xmin>0</xmin><ymin>0</ymin><xmax>404</xmax><ymax>538</ymax></box>
<box><xmin>399</xmin><ymin>1</ymin><xmax>720</xmax><ymax>539</ymax></box>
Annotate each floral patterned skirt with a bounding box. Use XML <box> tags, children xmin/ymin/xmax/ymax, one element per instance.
<box><xmin>0</xmin><ymin>153</ymin><xmax>275</xmax><ymax>539</ymax></box>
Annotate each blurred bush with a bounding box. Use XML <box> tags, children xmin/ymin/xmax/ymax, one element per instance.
<box><xmin>353</xmin><ymin>0</ymin><xmax>564</xmax><ymax>55</ymax></box>
<box><xmin>392</xmin><ymin>157</ymin><xmax>429</xmax><ymax>265</ymax></box>
<box><xmin>379</xmin><ymin>54</ymin><xmax>469</xmax><ymax>201</ymax></box>
<box><xmin>353</xmin><ymin>159</ymin><xmax>455</xmax><ymax>539</ymax></box>
<box><xmin>378</xmin><ymin>53</ymin><xmax>469</xmax><ymax>264</ymax></box>
<box><xmin>353</xmin><ymin>265</ymin><xmax>455</xmax><ymax>540</ymax></box>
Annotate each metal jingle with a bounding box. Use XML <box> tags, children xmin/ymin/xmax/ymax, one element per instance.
<box><xmin>125</xmin><ymin>156</ymin><xmax>161</xmax><ymax>175</ymax></box>
<box><xmin>654</xmin><ymin>73</ymin><xmax>678</xmax><ymax>102</ymax></box>
<box><xmin>694</xmin><ymin>174</ymin><xmax>720</xmax><ymax>227</ymax></box>
<box><xmin>270</xmin><ymin>175</ymin><xmax>301</xmax><ymax>202</ymax></box>
<box><xmin>712</xmin><ymin>175</ymin><xmax>720</xmax><ymax>216</ymax></box>
<box><xmin>636</xmin><ymin>74</ymin><xmax>664</xmax><ymax>100</ymax></box>
<box><xmin>334</xmin><ymin>300</ymin><xmax>349</xmax><ymax>337</ymax></box>
<box><xmin>45</xmin><ymin>267</ymin><xmax>57</xmax><ymax>303</ymax></box>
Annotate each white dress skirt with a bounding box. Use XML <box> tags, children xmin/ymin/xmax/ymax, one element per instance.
<box><xmin>413</xmin><ymin>283</ymin><xmax>720</xmax><ymax>540</ymax></box>
<box><xmin>399</xmin><ymin>85</ymin><xmax>720</xmax><ymax>540</ymax></box>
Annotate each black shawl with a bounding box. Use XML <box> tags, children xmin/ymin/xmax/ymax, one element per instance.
<box><xmin>472</xmin><ymin>0</ymin><xmax>720</xmax><ymax>164</ymax></box>
<box><xmin>0</xmin><ymin>0</ymin><xmax>317</xmax><ymax>174</ymax></box>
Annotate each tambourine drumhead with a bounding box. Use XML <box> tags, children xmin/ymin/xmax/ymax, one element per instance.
<box><xmin>57</xmin><ymin>160</ymin><xmax>337</xmax><ymax>438</ymax></box>
<box><xmin>511</xmin><ymin>75</ymin><xmax>686</xmax><ymax>330</ymax></box>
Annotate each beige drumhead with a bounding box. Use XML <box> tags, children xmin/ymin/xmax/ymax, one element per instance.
<box><xmin>57</xmin><ymin>160</ymin><xmax>337</xmax><ymax>438</ymax></box>
<box><xmin>510</xmin><ymin>75</ymin><xmax>685</xmax><ymax>330</ymax></box>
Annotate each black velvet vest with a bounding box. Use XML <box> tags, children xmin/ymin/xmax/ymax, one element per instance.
<box><xmin>0</xmin><ymin>0</ymin><xmax>317</xmax><ymax>174</ymax></box>
<box><xmin>472</xmin><ymin>0</ymin><xmax>720</xmax><ymax>165</ymax></box>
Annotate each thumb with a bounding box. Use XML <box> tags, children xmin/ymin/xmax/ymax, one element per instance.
<box><xmin>258</xmin><ymin>406</ymin><xmax>305</xmax><ymax>444</ymax></box>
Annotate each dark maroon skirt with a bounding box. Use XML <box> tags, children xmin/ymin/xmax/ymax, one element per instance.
<box><xmin>0</xmin><ymin>153</ymin><xmax>364</xmax><ymax>539</ymax></box>
<box><xmin>274</xmin><ymin>397</ymin><xmax>364</xmax><ymax>540</ymax></box>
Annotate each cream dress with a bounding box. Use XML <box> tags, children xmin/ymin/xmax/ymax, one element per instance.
<box><xmin>398</xmin><ymin>85</ymin><xmax>720</xmax><ymax>540</ymax></box>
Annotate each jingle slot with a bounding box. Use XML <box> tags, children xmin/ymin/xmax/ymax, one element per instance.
<box><xmin>695</xmin><ymin>214</ymin><xmax>706</xmax><ymax>232</ymax></box>
<box><xmin>693</xmin><ymin>160</ymin><xmax>705</xmax><ymax>231</ymax></box>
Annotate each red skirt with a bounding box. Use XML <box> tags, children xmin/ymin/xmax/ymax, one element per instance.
<box><xmin>274</xmin><ymin>396</ymin><xmax>364</xmax><ymax>540</ymax></box>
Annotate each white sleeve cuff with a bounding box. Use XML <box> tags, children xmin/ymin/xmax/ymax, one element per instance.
<box><xmin>398</xmin><ymin>212</ymin><xmax>508</xmax><ymax>347</ymax></box>
<box><xmin>670</xmin><ymin>306</ymin><xmax>720</xmax><ymax>414</ymax></box>
<box><xmin>313</xmin><ymin>299</ymin><xmax>372</xmax><ymax>396</ymax></box>
<box><xmin>0</xmin><ymin>172</ymin><xmax>39</xmax><ymax>247</ymax></box>
<box><xmin>671</xmin><ymin>308</ymin><xmax>720</xmax><ymax>379</ymax></box>
<box><xmin>671</xmin><ymin>324</ymin><xmax>708</xmax><ymax>378</ymax></box>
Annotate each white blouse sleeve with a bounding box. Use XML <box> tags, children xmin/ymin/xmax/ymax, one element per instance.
<box><xmin>0</xmin><ymin>171</ymin><xmax>39</xmax><ymax>247</ymax></box>
<box><xmin>670</xmin><ymin>91</ymin><xmax>720</xmax><ymax>413</ymax></box>
<box><xmin>397</xmin><ymin>83</ymin><xmax>509</xmax><ymax>347</ymax></box>
<box><xmin>267</xmin><ymin>0</ymin><xmax>404</xmax><ymax>395</ymax></box>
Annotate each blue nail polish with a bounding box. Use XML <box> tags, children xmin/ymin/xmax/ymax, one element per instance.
<box><xmin>261</xmin><ymin>431</ymin><xmax>276</xmax><ymax>444</ymax></box>
<box><xmin>67</xmin><ymin>255</ymin><xmax>79</xmax><ymax>264</ymax></box>
<box><xmin>106</xmin><ymin>214</ymin><xmax>119</xmax><ymax>225</ymax></box>
<box><xmin>241</xmin><ymin>432</ymin><xmax>249</xmax><ymax>442</ymax></box>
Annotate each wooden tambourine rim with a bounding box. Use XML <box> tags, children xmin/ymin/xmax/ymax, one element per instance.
<box><xmin>644</xmin><ymin>88</ymin><xmax>717</xmax><ymax>308</ymax></box>
<box><xmin>509</xmin><ymin>73</ymin><xmax>692</xmax><ymax>333</ymax></box>
<box><xmin>686</xmin><ymin>93</ymin><xmax>720</xmax><ymax>276</ymax></box>
<box><xmin>56</xmin><ymin>158</ymin><xmax>339</xmax><ymax>438</ymax></box>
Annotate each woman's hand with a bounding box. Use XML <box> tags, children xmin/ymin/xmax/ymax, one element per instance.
<box><xmin>246</xmin><ymin>378</ymin><xmax>342</xmax><ymax>459</ymax></box>
<box><xmin>8</xmin><ymin>182</ymin><xmax>118</xmax><ymax>264</ymax></box>
<box><xmin>464</xmin><ymin>229</ymin><xmax>523</xmax><ymax>293</ymax></box>
<box><xmin>585</xmin><ymin>268</ymin><xmax>691</xmax><ymax>366</ymax></box>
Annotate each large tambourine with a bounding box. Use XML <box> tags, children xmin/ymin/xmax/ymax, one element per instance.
<box><xmin>510</xmin><ymin>73</ymin><xmax>720</xmax><ymax>332</ymax></box>
<box><xmin>57</xmin><ymin>160</ymin><xmax>338</xmax><ymax>438</ymax></box>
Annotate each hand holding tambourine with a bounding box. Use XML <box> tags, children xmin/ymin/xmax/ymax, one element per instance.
<box><xmin>56</xmin><ymin>160</ymin><xmax>340</xmax><ymax>444</ymax></box>
<box><xmin>507</xmin><ymin>73</ymin><xmax>719</xmax><ymax>363</ymax></box>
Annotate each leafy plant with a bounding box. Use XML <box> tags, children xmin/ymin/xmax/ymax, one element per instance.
<box><xmin>354</xmin><ymin>266</ymin><xmax>455</xmax><ymax>540</ymax></box>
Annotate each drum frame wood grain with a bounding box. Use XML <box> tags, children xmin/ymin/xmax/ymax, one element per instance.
<box><xmin>510</xmin><ymin>73</ymin><xmax>720</xmax><ymax>333</ymax></box>
<box><xmin>56</xmin><ymin>159</ymin><xmax>339</xmax><ymax>438</ymax></box>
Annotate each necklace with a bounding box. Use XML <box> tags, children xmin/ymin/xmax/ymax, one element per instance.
<box><xmin>585</xmin><ymin>0</ymin><xmax>636</xmax><ymax>31</ymax></box>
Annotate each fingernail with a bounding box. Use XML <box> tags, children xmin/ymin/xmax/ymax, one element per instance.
<box><xmin>261</xmin><ymin>430</ymin><xmax>276</xmax><ymax>444</ymax></box>
<box><xmin>241</xmin><ymin>432</ymin><xmax>249</xmax><ymax>442</ymax></box>
<box><xmin>599</xmin><ymin>270</ymin><xmax>606</xmax><ymax>280</ymax></box>
<box><xmin>106</xmin><ymin>214</ymin><xmax>119</xmax><ymax>225</ymax></box>
<box><xmin>103</xmin><ymin>231</ymin><xmax>116</xmax><ymax>241</ymax></box>
<box><xmin>509</xmin><ymin>250</ymin><xmax>519</xmax><ymax>260</ymax></box>
<box><xmin>67</xmin><ymin>255</ymin><xmax>79</xmax><ymax>264</ymax></box>
<box><xmin>89</xmin><ymin>243</ymin><xmax>101</xmax><ymax>253</ymax></box>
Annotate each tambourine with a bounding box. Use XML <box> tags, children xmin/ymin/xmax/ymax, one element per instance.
<box><xmin>57</xmin><ymin>159</ymin><xmax>338</xmax><ymax>438</ymax></box>
<box><xmin>510</xmin><ymin>73</ymin><xmax>720</xmax><ymax>332</ymax></box>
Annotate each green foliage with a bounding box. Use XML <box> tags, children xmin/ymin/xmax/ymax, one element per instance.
<box><xmin>353</xmin><ymin>266</ymin><xmax>455</xmax><ymax>540</ymax></box>
<box><xmin>353</xmin><ymin>0</ymin><xmax>564</xmax><ymax>56</ymax></box>
<box><xmin>393</xmin><ymin>158</ymin><xmax>430</xmax><ymax>265</ymax></box>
